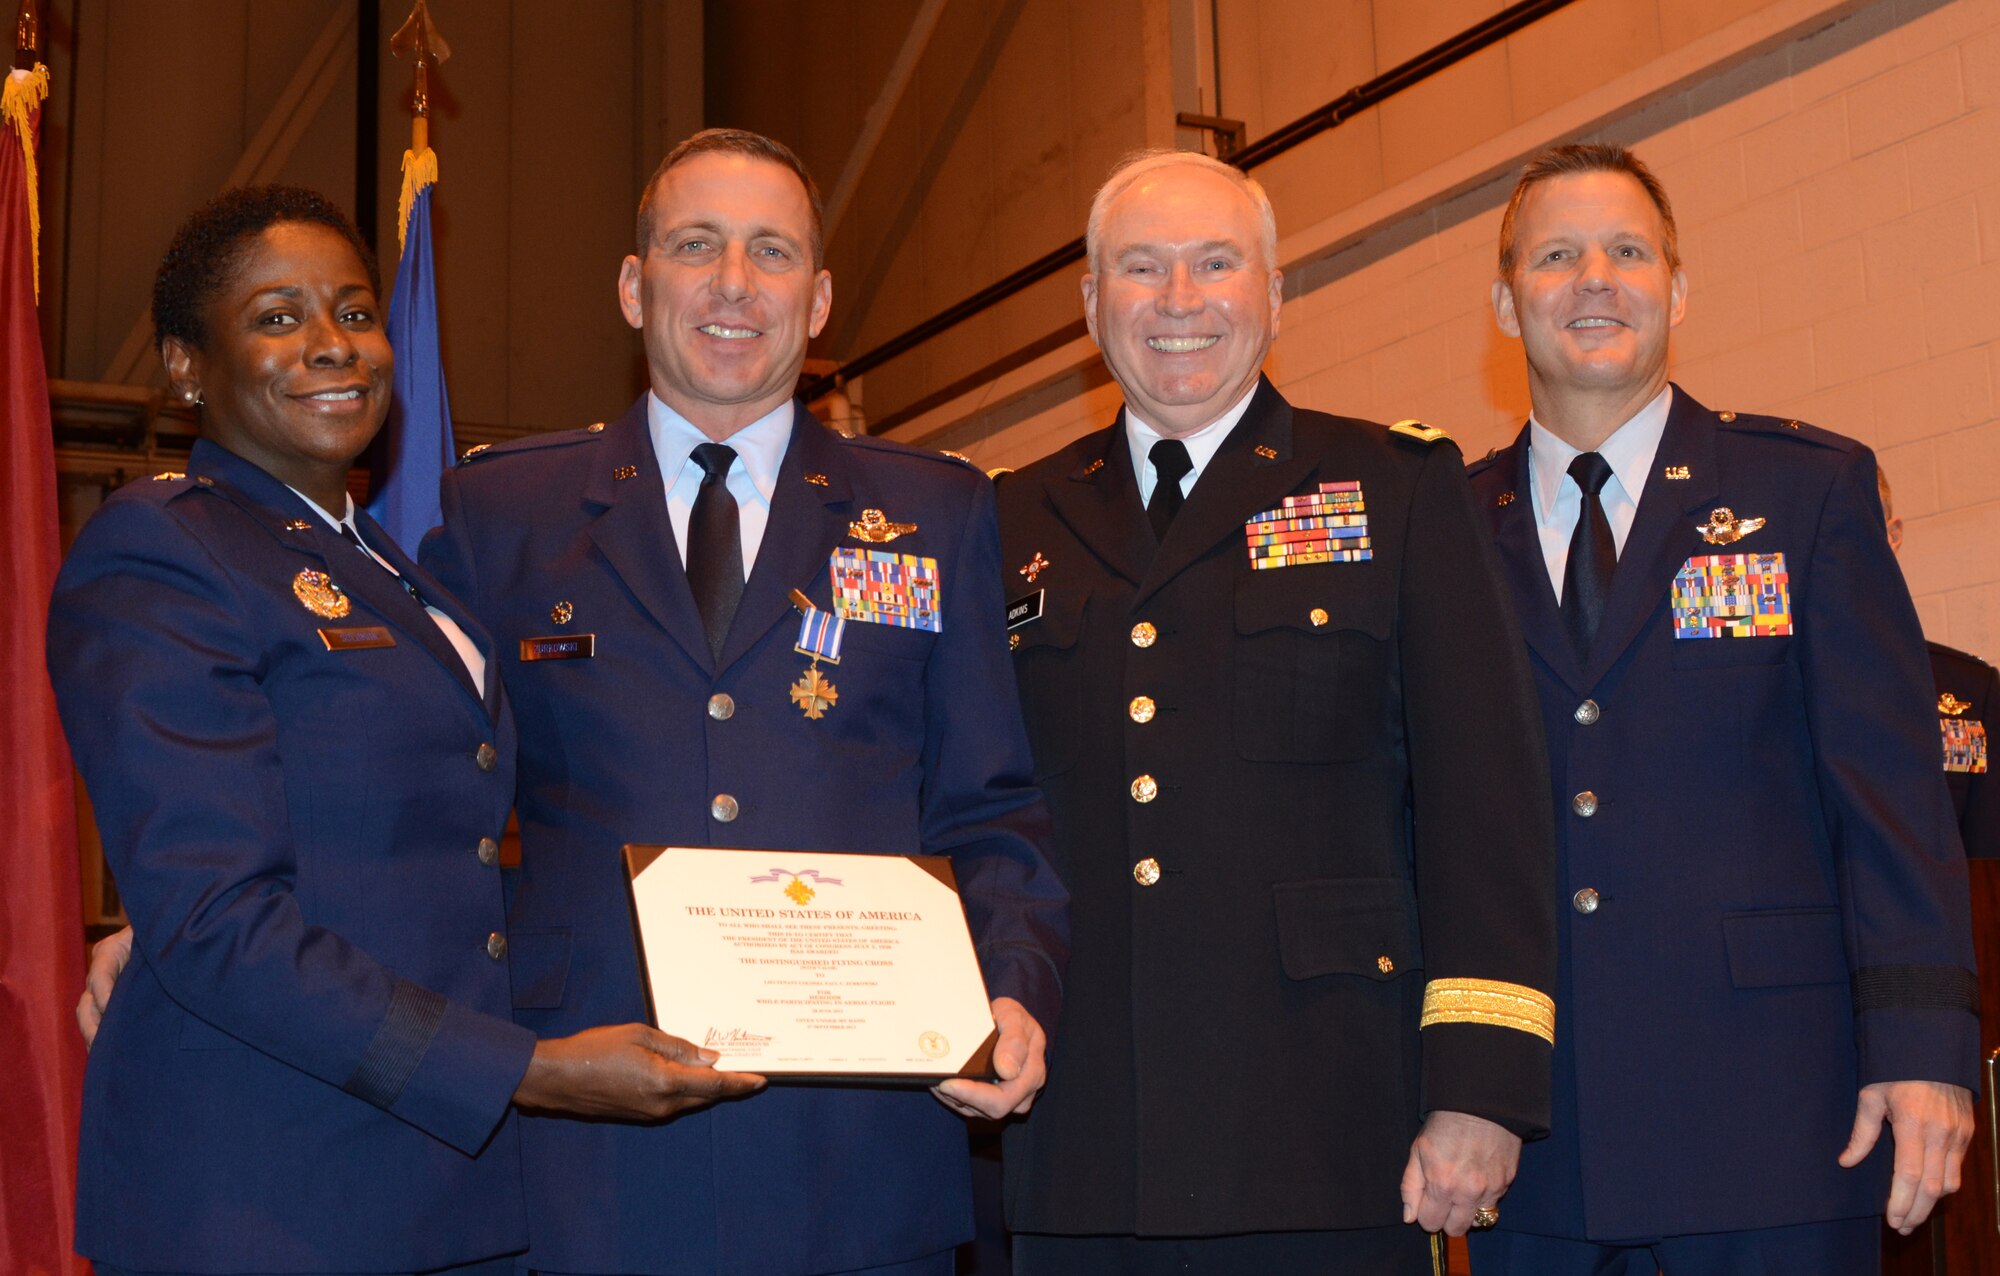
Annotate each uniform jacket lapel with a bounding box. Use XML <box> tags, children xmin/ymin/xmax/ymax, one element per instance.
<box><xmin>353</xmin><ymin>505</ymin><xmax>496</xmax><ymax>716</ymax></box>
<box><xmin>1483</xmin><ymin>427</ymin><xmax>1587</xmax><ymax>694</ymax></box>
<box><xmin>717</xmin><ymin>403</ymin><xmax>852</xmax><ymax>672</ymax></box>
<box><xmin>1581</xmin><ymin>386</ymin><xmax>1720</xmax><ymax>686</ymax></box>
<box><xmin>1135</xmin><ymin>378</ymin><xmax>1315</xmax><ymax>610</ymax></box>
<box><xmin>581</xmin><ymin>399</ymin><xmax>715</xmax><ymax>672</ymax></box>
<box><xmin>1044</xmin><ymin>418</ymin><xmax>1155</xmax><ymax>590</ymax></box>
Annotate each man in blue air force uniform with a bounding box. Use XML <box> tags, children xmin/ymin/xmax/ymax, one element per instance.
<box><xmin>423</xmin><ymin>130</ymin><xmax>1068</xmax><ymax>1276</ymax></box>
<box><xmin>1463</xmin><ymin>143</ymin><xmax>1978</xmax><ymax>1276</ymax></box>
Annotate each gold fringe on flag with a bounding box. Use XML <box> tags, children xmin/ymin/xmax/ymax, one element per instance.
<box><xmin>2</xmin><ymin>63</ymin><xmax>50</xmax><ymax>300</ymax></box>
<box><xmin>396</xmin><ymin>145</ymin><xmax>438</xmax><ymax>255</ymax></box>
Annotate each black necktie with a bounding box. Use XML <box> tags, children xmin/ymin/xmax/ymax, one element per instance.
<box><xmin>1561</xmin><ymin>452</ymin><xmax>1617</xmax><ymax>659</ymax></box>
<box><xmin>341</xmin><ymin>522</ymin><xmax>425</xmax><ymax>607</ymax></box>
<box><xmin>1146</xmin><ymin>439</ymin><xmax>1194</xmax><ymax>542</ymax></box>
<box><xmin>687</xmin><ymin>442</ymin><xmax>744</xmax><ymax>661</ymax></box>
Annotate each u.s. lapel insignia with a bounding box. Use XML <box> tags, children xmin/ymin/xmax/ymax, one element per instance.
<box><xmin>1697</xmin><ymin>507</ymin><xmax>1766</xmax><ymax>546</ymax></box>
<box><xmin>1941</xmin><ymin>692</ymin><xmax>1972</xmax><ymax>716</ymax></box>
<box><xmin>1497</xmin><ymin>491</ymin><xmax>1516</xmax><ymax>507</ymax></box>
<box><xmin>1082</xmin><ymin>458</ymin><xmax>1105</xmax><ymax>477</ymax></box>
<box><xmin>1020</xmin><ymin>552</ymin><xmax>1050</xmax><ymax>582</ymax></box>
<box><xmin>849</xmin><ymin>508</ymin><xmax>918</xmax><ymax>542</ymax></box>
<box><xmin>613</xmin><ymin>465</ymin><xmax>638</xmax><ymax>480</ymax></box>
<box><xmin>1253</xmin><ymin>445</ymin><xmax>1278</xmax><ymax>460</ymax></box>
<box><xmin>1663</xmin><ymin>465</ymin><xmax>1691</xmax><ymax>481</ymax></box>
<box><xmin>292</xmin><ymin>569</ymin><xmax>351</xmax><ymax>619</ymax></box>
<box><xmin>804</xmin><ymin>472</ymin><xmax>830</xmax><ymax>487</ymax></box>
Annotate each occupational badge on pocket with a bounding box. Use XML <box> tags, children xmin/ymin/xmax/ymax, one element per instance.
<box><xmin>828</xmin><ymin>547</ymin><xmax>942</xmax><ymax>633</ymax></box>
<box><xmin>1671</xmin><ymin>552</ymin><xmax>1792</xmax><ymax>639</ymax></box>
<box><xmin>1942</xmin><ymin>717</ymin><xmax>1988</xmax><ymax>774</ymax></box>
<box><xmin>1244</xmin><ymin>481</ymin><xmax>1371</xmax><ymax>569</ymax></box>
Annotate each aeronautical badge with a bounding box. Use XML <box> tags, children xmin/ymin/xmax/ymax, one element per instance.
<box><xmin>1941</xmin><ymin>692</ymin><xmax>1972</xmax><ymax>716</ymax></box>
<box><xmin>1244</xmin><ymin>482</ymin><xmax>1371</xmax><ymax>569</ymax></box>
<box><xmin>1942</xmin><ymin>716</ymin><xmax>1988</xmax><ymax>774</ymax></box>
<box><xmin>848</xmin><ymin>508</ymin><xmax>917</xmax><ymax>543</ymax></box>
<box><xmin>291</xmin><ymin>569</ymin><xmax>351</xmax><ymax>620</ymax></box>
<box><xmin>1671</xmin><ymin>552</ymin><xmax>1792</xmax><ymax>639</ymax></box>
<box><xmin>828</xmin><ymin>548</ymin><xmax>942</xmax><ymax>633</ymax></box>
<box><xmin>1697</xmin><ymin>507</ymin><xmax>1766</xmax><ymax>545</ymax></box>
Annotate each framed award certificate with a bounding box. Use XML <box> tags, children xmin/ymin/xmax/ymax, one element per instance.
<box><xmin>622</xmin><ymin>845</ymin><xmax>999</xmax><ymax>1080</ymax></box>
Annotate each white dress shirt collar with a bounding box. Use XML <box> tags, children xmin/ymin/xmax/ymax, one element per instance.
<box><xmin>1124</xmin><ymin>385</ymin><xmax>1258</xmax><ymax>505</ymax></box>
<box><xmin>1528</xmin><ymin>385</ymin><xmax>1673</xmax><ymax>529</ymax></box>
<box><xmin>647</xmin><ymin>394</ymin><xmax>791</xmax><ymax>511</ymax></box>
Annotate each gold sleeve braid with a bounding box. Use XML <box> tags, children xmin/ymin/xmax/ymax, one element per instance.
<box><xmin>1419</xmin><ymin>977</ymin><xmax>1555</xmax><ymax>1045</ymax></box>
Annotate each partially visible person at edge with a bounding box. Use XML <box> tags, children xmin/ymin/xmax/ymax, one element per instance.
<box><xmin>1463</xmin><ymin>142</ymin><xmax>1978</xmax><ymax>1276</ymax></box>
<box><xmin>52</xmin><ymin>185</ymin><xmax>755</xmax><ymax>1276</ymax></box>
<box><xmin>993</xmin><ymin>148</ymin><xmax>1559</xmax><ymax>1275</ymax></box>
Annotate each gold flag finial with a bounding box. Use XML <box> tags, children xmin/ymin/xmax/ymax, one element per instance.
<box><xmin>389</xmin><ymin>0</ymin><xmax>450</xmax><ymax>252</ymax></box>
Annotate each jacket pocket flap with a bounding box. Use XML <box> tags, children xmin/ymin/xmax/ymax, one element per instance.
<box><xmin>1721</xmin><ymin>907</ymin><xmax>1846</xmax><ymax>988</ymax></box>
<box><xmin>1235</xmin><ymin>575</ymin><xmax>1392</xmax><ymax>639</ymax></box>
<box><xmin>1274</xmin><ymin>877</ymin><xmax>1421</xmax><ymax>981</ymax></box>
<box><xmin>508</xmin><ymin>926</ymin><xmax>574</xmax><ymax>1009</ymax></box>
<box><xmin>1009</xmin><ymin>584</ymin><xmax>1088</xmax><ymax>654</ymax></box>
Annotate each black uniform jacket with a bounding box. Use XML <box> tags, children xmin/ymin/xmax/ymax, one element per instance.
<box><xmin>996</xmin><ymin>378</ymin><xmax>1557</xmax><ymax>1237</ymax></box>
<box><xmin>1466</xmin><ymin>387</ymin><xmax>1979</xmax><ymax>1241</ymax></box>
<box><xmin>1930</xmin><ymin>641</ymin><xmax>1999</xmax><ymax>856</ymax></box>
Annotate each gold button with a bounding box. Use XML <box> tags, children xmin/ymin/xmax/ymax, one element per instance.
<box><xmin>708</xmin><ymin>693</ymin><xmax>735</xmax><ymax>721</ymax></box>
<box><xmin>1574</xmin><ymin>699</ymin><xmax>1600</xmax><ymax>726</ymax></box>
<box><xmin>1009</xmin><ymin>633</ymin><xmax>1021</xmax><ymax>651</ymax></box>
<box><xmin>1309</xmin><ymin>608</ymin><xmax>1329</xmax><ymax>627</ymax></box>
<box><xmin>711</xmin><ymin>794</ymin><xmax>740</xmax><ymax>822</ymax></box>
<box><xmin>1133</xmin><ymin>858</ymin><xmax>1162</xmax><ymax>886</ymax></box>
<box><xmin>1130</xmin><ymin>774</ymin><xmax>1159</xmax><ymax>803</ymax></box>
<box><xmin>586</xmin><ymin>421</ymin><xmax>605</xmax><ymax>432</ymax></box>
<box><xmin>1130</xmin><ymin>622</ymin><xmax>1157</xmax><ymax>648</ymax></box>
<box><xmin>1128</xmin><ymin>695</ymin><xmax>1157</xmax><ymax>724</ymax></box>
<box><xmin>486</xmin><ymin>931</ymin><xmax>508</xmax><ymax>959</ymax></box>
<box><xmin>1571</xmin><ymin>790</ymin><xmax>1598</xmax><ymax>817</ymax></box>
<box><xmin>476</xmin><ymin>837</ymin><xmax>499</xmax><ymax>866</ymax></box>
<box><xmin>1573</xmin><ymin>887</ymin><xmax>1600</xmax><ymax>915</ymax></box>
<box><xmin>474</xmin><ymin>742</ymin><xmax>498</xmax><ymax>772</ymax></box>
<box><xmin>1376</xmin><ymin>955</ymin><xmax>1395</xmax><ymax>974</ymax></box>
<box><xmin>1718</xmin><ymin>411</ymin><xmax>1737</xmax><ymax>423</ymax></box>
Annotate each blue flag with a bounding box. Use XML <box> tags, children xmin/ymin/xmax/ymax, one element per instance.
<box><xmin>365</xmin><ymin>167</ymin><xmax>454</xmax><ymax>555</ymax></box>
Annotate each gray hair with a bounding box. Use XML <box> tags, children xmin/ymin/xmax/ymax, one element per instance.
<box><xmin>1084</xmin><ymin>149</ymin><xmax>1278</xmax><ymax>273</ymax></box>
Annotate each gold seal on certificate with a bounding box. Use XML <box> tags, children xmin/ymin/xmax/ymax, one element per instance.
<box><xmin>623</xmin><ymin>846</ymin><xmax>999</xmax><ymax>1080</ymax></box>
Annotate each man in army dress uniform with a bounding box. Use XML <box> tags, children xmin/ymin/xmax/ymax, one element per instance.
<box><xmin>995</xmin><ymin>150</ymin><xmax>1558</xmax><ymax>1274</ymax></box>
<box><xmin>1464</xmin><ymin>142</ymin><xmax>1978</xmax><ymax>1276</ymax></box>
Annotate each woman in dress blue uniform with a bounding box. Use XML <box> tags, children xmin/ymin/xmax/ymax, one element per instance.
<box><xmin>50</xmin><ymin>187</ymin><xmax>758</xmax><ymax>1276</ymax></box>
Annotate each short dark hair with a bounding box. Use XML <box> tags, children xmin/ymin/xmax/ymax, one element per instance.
<box><xmin>152</xmin><ymin>185</ymin><xmax>379</xmax><ymax>353</ymax></box>
<box><xmin>1497</xmin><ymin>143</ymin><xmax>1680</xmax><ymax>276</ymax></box>
<box><xmin>635</xmin><ymin>128</ymin><xmax>826</xmax><ymax>267</ymax></box>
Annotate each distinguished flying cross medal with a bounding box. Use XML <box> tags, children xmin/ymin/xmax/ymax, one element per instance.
<box><xmin>292</xmin><ymin>569</ymin><xmax>351</xmax><ymax>619</ymax></box>
<box><xmin>1244</xmin><ymin>481</ymin><xmax>1371</xmax><ymax>568</ymax></box>
<box><xmin>788</xmin><ymin>588</ymin><xmax>843</xmax><ymax>720</ymax></box>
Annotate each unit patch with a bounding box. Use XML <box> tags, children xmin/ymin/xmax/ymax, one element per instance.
<box><xmin>1244</xmin><ymin>481</ymin><xmax>1372</xmax><ymax>569</ymax></box>
<box><xmin>829</xmin><ymin>548</ymin><xmax>942</xmax><ymax>632</ymax></box>
<box><xmin>1671</xmin><ymin>552</ymin><xmax>1793</xmax><ymax>639</ymax></box>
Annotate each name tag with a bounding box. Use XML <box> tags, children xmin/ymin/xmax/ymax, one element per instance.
<box><xmin>1006</xmin><ymin>590</ymin><xmax>1045</xmax><ymax>630</ymax></box>
<box><xmin>519</xmin><ymin>634</ymin><xmax>597</xmax><ymax>662</ymax></box>
<box><xmin>318</xmin><ymin>625</ymin><xmax>396</xmax><ymax>651</ymax></box>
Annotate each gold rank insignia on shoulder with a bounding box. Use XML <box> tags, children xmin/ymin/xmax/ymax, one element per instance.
<box><xmin>1697</xmin><ymin>507</ymin><xmax>1766</xmax><ymax>545</ymax></box>
<box><xmin>1663</xmin><ymin>465</ymin><xmax>1691</xmax><ymax>480</ymax></box>
<box><xmin>849</xmin><ymin>508</ymin><xmax>917</xmax><ymax>542</ymax></box>
<box><xmin>460</xmin><ymin>443</ymin><xmax>491</xmax><ymax>461</ymax></box>
<box><xmin>151</xmin><ymin>471</ymin><xmax>186</xmax><ymax>481</ymax></box>
<box><xmin>1082</xmin><ymin>458</ymin><xmax>1105</xmax><ymax>476</ymax></box>
<box><xmin>938</xmin><ymin>449</ymin><xmax>975</xmax><ymax>466</ymax></box>
<box><xmin>1390</xmin><ymin>419</ymin><xmax>1450</xmax><ymax>444</ymax></box>
<box><xmin>292</xmin><ymin>569</ymin><xmax>351</xmax><ymax>620</ymax></box>
<box><xmin>1941</xmin><ymin>692</ymin><xmax>1972</xmax><ymax>716</ymax></box>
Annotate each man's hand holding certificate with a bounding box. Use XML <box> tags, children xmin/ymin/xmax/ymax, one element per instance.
<box><xmin>625</xmin><ymin>847</ymin><xmax>1022</xmax><ymax>1086</ymax></box>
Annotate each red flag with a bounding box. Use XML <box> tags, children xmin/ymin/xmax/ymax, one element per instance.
<box><xmin>0</xmin><ymin>61</ymin><xmax>88</xmax><ymax>1276</ymax></box>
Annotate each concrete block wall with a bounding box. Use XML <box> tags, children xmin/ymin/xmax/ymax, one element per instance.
<box><xmin>964</xmin><ymin>0</ymin><xmax>2000</xmax><ymax>663</ymax></box>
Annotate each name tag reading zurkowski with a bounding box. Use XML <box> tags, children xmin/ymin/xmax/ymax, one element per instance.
<box><xmin>519</xmin><ymin>634</ymin><xmax>597</xmax><ymax>662</ymax></box>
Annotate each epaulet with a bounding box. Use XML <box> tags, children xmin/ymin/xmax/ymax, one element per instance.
<box><xmin>840</xmin><ymin>431</ymin><xmax>980</xmax><ymax>472</ymax></box>
<box><xmin>1713</xmin><ymin>410</ymin><xmax>1850</xmax><ymax>451</ymax></box>
<box><xmin>935</xmin><ymin>448</ymin><xmax>980</xmax><ymax>470</ymax></box>
<box><xmin>1463</xmin><ymin>447</ymin><xmax>1502</xmax><ymax>477</ymax></box>
<box><xmin>141</xmin><ymin>470</ymin><xmax>220</xmax><ymax>503</ymax></box>
<box><xmin>458</xmin><ymin>421</ymin><xmax>609</xmax><ymax>466</ymax></box>
<box><xmin>1928</xmin><ymin>639</ymin><xmax>1995</xmax><ymax>671</ymax></box>
<box><xmin>1388</xmin><ymin>418</ymin><xmax>1453</xmax><ymax>446</ymax></box>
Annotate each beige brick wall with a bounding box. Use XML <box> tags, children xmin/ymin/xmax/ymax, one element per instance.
<box><xmin>959</xmin><ymin>0</ymin><xmax>2000</xmax><ymax>664</ymax></box>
